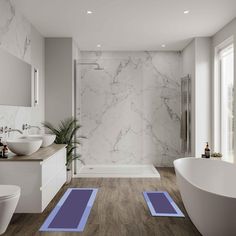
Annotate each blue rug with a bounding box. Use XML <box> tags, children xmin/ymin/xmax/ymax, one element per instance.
<box><xmin>143</xmin><ymin>191</ymin><xmax>184</xmax><ymax>217</ymax></box>
<box><xmin>40</xmin><ymin>188</ymin><xmax>98</xmax><ymax>232</ymax></box>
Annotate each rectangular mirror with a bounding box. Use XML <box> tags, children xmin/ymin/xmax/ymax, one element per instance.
<box><xmin>0</xmin><ymin>48</ymin><xmax>32</xmax><ymax>107</ymax></box>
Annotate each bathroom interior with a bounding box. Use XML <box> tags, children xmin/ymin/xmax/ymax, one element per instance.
<box><xmin>0</xmin><ymin>0</ymin><xmax>236</xmax><ymax>235</ymax></box>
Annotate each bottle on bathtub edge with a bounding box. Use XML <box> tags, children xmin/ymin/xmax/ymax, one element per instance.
<box><xmin>205</xmin><ymin>142</ymin><xmax>210</xmax><ymax>158</ymax></box>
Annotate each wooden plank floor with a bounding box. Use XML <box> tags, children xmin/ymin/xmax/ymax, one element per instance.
<box><xmin>3</xmin><ymin>168</ymin><xmax>201</xmax><ymax>236</ymax></box>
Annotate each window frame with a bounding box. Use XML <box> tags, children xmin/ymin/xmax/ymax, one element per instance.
<box><xmin>213</xmin><ymin>37</ymin><xmax>234</xmax><ymax>162</ymax></box>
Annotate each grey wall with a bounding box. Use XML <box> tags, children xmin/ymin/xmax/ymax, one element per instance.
<box><xmin>30</xmin><ymin>26</ymin><xmax>45</xmax><ymax>126</ymax></box>
<box><xmin>45</xmin><ymin>38</ymin><xmax>74</xmax><ymax>126</ymax></box>
<box><xmin>212</xmin><ymin>18</ymin><xmax>236</xmax><ymax>47</ymax></box>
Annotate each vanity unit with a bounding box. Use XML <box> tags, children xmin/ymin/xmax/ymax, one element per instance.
<box><xmin>0</xmin><ymin>144</ymin><xmax>66</xmax><ymax>213</ymax></box>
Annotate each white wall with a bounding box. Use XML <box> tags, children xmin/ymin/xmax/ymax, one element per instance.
<box><xmin>182</xmin><ymin>38</ymin><xmax>212</xmax><ymax>157</ymax></box>
<box><xmin>45</xmin><ymin>38</ymin><xmax>74</xmax><ymax>126</ymax></box>
<box><xmin>0</xmin><ymin>0</ymin><xmax>45</xmax><ymax>134</ymax></box>
<box><xmin>212</xmin><ymin>19</ymin><xmax>236</xmax><ymax>47</ymax></box>
<box><xmin>181</xmin><ymin>19</ymin><xmax>236</xmax><ymax>160</ymax></box>
<box><xmin>195</xmin><ymin>38</ymin><xmax>212</xmax><ymax>157</ymax></box>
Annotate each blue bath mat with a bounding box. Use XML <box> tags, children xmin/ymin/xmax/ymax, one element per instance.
<box><xmin>143</xmin><ymin>191</ymin><xmax>184</xmax><ymax>217</ymax></box>
<box><xmin>40</xmin><ymin>188</ymin><xmax>98</xmax><ymax>232</ymax></box>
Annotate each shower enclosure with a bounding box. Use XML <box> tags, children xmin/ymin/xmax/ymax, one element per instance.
<box><xmin>73</xmin><ymin>51</ymin><xmax>181</xmax><ymax>177</ymax></box>
<box><xmin>73</xmin><ymin>59</ymin><xmax>160</xmax><ymax>178</ymax></box>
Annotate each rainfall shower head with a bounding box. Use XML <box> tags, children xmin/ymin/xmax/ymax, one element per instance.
<box><xmin>77</xmin><ymin>62</ymin><xmax>104</xmax><ymax>71</ymax></box>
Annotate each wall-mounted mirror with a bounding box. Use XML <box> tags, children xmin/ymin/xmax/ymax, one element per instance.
<box><xmin>0</xmin><ymin>48</ymin><xmax>32</xmax><ymax>107</ymax></box>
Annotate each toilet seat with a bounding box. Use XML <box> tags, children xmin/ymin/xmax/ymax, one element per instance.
<box><xmin>0</xmin><ymin>185</ymin><xmax>21</xmax><ymax>201</ymax></box>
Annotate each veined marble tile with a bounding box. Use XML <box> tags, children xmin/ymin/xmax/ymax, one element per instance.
<box><xmin>0</xmin><ymin>0</ymin><xmax>33</xmax><ymax>135</ymax></box>
<box><xmin>78</xmin><ymin>51</ymin><xmax>182</xmax><ymax>166</ymax></box>
<box><xmin>0</xmin><ymin>0</ymin><xmax>31</xmax><ymax>62</ymax></box>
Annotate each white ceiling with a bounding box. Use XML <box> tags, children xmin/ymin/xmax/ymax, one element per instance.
<box><xmin>15</xmin><ymin>0</ymin><xmax>236</xmax><ymax>51</ymax></box>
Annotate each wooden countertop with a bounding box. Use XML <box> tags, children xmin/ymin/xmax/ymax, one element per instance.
<box><xmin>0</xmin><ymin>144</ymin><xmax>67</xmax><ymax>162</ymax></box>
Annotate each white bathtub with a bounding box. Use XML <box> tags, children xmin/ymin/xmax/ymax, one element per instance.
<box><xmin>174</xmin><ymin>157</ymin><xmax>236</xmax><ymax>236</ymax></box>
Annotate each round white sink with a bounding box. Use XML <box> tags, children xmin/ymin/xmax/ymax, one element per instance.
<box><xmin>7</xmin><ymin>138</ymin><xmax>42</xmax><ymax>156</ymax></box>
<box><xmin>23</xmin><ymin>134</ymin><xmax>56</xmax><ymax>148</ymax></box>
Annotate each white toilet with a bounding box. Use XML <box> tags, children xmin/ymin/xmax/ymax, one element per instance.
<box><xmin>0</xmin><ymin>185</ymin><xmax>21</xmax><ymax>235</ymax></box>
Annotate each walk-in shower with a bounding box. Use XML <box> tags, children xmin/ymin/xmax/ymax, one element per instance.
<box><xmin>72</xmin><ymin>55</ymin><xmax>164</xmax><ymax>179</ymax></box>
<box><xmin>73</xmin><ymin>59</ymin><xmax>160</xmax><ymax>178</ymax></box>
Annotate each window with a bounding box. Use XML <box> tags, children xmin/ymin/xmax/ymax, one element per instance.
<box><xmin>218</xmin><ymin>43</ymin><xmax>234</xmax><ymax>162</ymax></box>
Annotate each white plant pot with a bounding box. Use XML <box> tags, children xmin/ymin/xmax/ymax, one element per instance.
<box><xmin>66</xmin><ymin>169</ymin><xmax>72</xmax><ymax>184</ymax></box>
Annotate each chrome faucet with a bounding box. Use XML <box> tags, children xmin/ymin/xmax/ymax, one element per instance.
<box><xmin>0</xmin><ymin>126</ymin><xmax>23</xmax><ymax>139</ymax></box>
<box><xmin>5</xmin><ymin>127</ymin><xmax>23</xmax><ymax>135</ymax></box>
<box><xmin>0</xmin><ymin>126</ymin><xmax>23</xmax><ymax>134</ymax></box>
<box><xmin>0</xmin><ymin>126</ymin><xmax>8</xmax><ymax>134</ymax></box>
<box><xmin>22</xmin><ymin>124</ymin><xmax>41</xmax><ymax>131</ymax></box>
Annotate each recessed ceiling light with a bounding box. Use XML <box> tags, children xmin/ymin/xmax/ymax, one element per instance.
<box><xmin>161</xmin><ymin>44</ymin><xmax>166</xmax><ymax>48</ymax></box>
<box><xmin>87</xmin><ymin>10</ymin><xmax>93</xmax><ymax>14</ymax></box>
<box><xmin>184</xmin><ymin>10</ymin><xmax>190</xmax><ymax>14</ymax></box>
<box><xmin>97</xmin><ymin>44</ymin><xmax>101</xmax><ymax>48</ymax></box>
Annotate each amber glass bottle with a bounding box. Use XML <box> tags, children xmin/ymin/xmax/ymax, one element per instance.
<box><xmin>205</xmin><ymin>142</ymin><xmax>210</xmax><ymax>158</ymax></box>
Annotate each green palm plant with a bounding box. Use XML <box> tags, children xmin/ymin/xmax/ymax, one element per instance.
<box><xmin>43</xmin><ymin>118</ymin><xmax>85</xmax><ymax>170</ymax></box>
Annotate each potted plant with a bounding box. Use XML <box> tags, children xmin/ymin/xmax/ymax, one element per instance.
<box><xmin>43</xmin><ymin>118</ymin><xmax>85</xmax><ymax>183</ymax></box>
<box><xmin>211</xmin><ymin>152</ymin><xmax>223</xmax><ymax>159</ymax></box>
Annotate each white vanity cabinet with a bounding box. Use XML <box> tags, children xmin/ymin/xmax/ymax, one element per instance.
<box><xmin>0</xmin><ymin>144</ymin><xmax>67</xmax><ymax>213</ymax></box>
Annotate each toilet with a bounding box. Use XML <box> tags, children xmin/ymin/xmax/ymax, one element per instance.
<box><xmin>0</xmin><ymin>185</ymin><xmax>21</xmax><ymax>235</ymax></box>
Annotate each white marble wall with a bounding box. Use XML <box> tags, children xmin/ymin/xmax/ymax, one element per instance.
<box><xmin>0</xmin><ymin>0</ymin><xmax>44</xmax><ymax>135</ymax></box>
<box><xmin>79</xmin><ymin>51</ymin><xmax>182</xmax><ymax>166</ymax></box>
<box><xmin>0</xmin><ymin>0</ymin><xmax>31</xmax><ymax>62</ymax></box>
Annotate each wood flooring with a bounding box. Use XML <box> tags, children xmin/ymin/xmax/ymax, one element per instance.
<box><xmin>3</xmin><ymin>168</ymin><xmax>201</xmax><ymax>236</ymax></box>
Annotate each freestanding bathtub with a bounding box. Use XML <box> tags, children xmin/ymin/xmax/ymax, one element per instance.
<box><xmin>174</xmin><ymin>157</ymin><xmax>236</xmax><ymax>236</ymax></box>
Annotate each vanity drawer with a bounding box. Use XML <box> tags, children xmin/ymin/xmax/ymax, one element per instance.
<box><xmin>41</xmin><ymin>167</ymin><xmax>66</xmax><ymax>211</ymax></box>
<box><xmin>41</xmin><ymin>148</ymin><xmax>66</xmax><ymax>186</ymax></box>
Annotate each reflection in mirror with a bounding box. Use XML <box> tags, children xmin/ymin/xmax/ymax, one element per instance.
<box><xmin>0</xmin><ymin>48</ymin><xmax>32</xmax><ymax>107</ymax></box>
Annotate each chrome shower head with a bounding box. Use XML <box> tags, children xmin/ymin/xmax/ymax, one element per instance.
<box><xmin>77</xmin><ymin>62</ymin><xmax>104</xmax><ymax>71</ymax></box>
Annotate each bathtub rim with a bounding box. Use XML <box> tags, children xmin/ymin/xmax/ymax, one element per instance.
<box><xmin>174</xmin><ymin>157</ymin><xmax>236</xmax><ymax>200</ymax></box>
